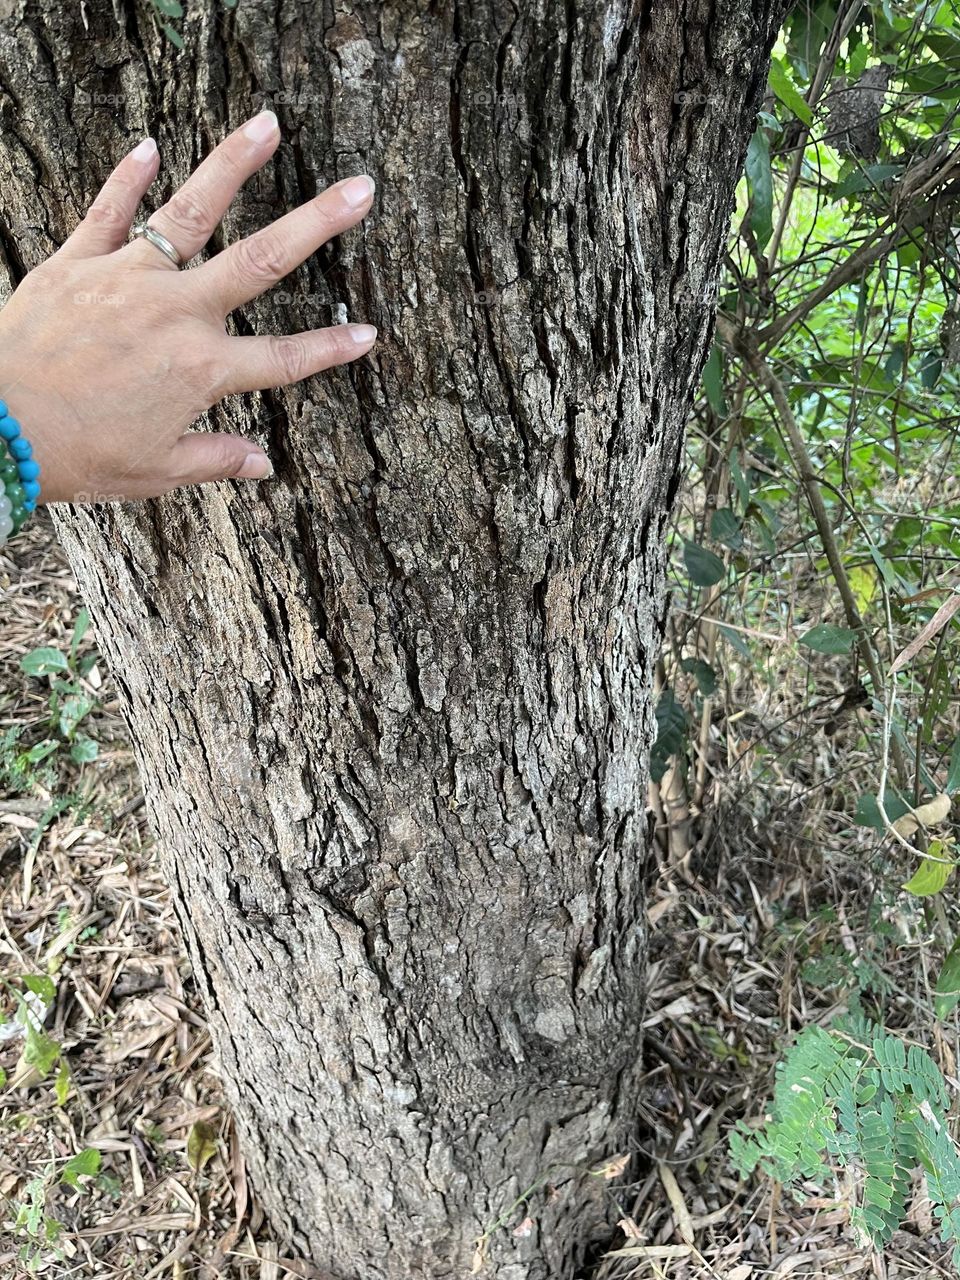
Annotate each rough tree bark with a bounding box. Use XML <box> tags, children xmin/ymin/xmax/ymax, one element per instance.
<box><xmin>0</xmin><ymin>2</ymin><xmax>784</xmax><ymax>1275</ymax></box>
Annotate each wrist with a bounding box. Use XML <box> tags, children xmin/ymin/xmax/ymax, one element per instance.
<box><xmin>0</xmin><ymin>303</ymin><xmax>83</xmax><ymax>505</ymax></box>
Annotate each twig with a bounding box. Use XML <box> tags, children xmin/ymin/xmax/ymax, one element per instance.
<box><xmin>715</xmin><ymin>316</ymin><xmax>908</xmax><ymax>799</ymax></box>
<box><xmin>765</xmin><ymin>0</ymin><xmax>866</xmax><ymax>267</ymax></box>
<box><xmin>757</xmin><ymin>180</ymin><xmax>960</xmax><ymax>348</ymax></box>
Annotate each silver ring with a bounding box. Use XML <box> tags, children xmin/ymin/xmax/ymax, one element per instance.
<box><xmin>131</xmin><ymin>222</ymin><xmax>183</xmax><ymax>267</ymax></box>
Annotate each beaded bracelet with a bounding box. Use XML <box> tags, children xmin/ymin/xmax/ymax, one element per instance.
<box><xmin>0</xmin><ymin>447</ymin><xmax>28</xmax><ymax>541</ymax></box>
<box><xmin>0</xmin><ymin>400</ymin><xmax>40</xmax><ymax>546</ymax></box>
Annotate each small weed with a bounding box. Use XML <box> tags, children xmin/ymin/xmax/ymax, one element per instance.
<box><xmin>9</xmin><ymin>1149</ymin><xmax>101</xmax><ymax>1273</ymax></box>
<box><xmin>1</xmin><ymin>611</ymin><xmax>103</xmax><ymax>829</ymax></box>
<box><xmin>1</xmin><ymin>974</ymin><xmax>66</xmax><ymax>1090</ymax></box>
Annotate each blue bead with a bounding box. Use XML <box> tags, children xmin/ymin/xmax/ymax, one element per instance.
<box><xmin>0</xmin><ymin>416</ymin><xmax>19</xmax><ymax>441</ymax></box>
<box><xmin>17</xmin><ymin>459</ymin><xmax>40</xmax><ymax>481</ymax></box>
<box><xmin>23</xmin><ymin>498</ymin><xmax>35</xmax><ymax>512</ymax></box>
<box><xmin>9</xmin><ymin>437</ymin><xmax>31</xmax><ymax>460</ymax></box>
<box><xmin>22</xmin><ymin>480</ymin><xmax>40</xmax><ymax>500</ymax></box>
<box><xmin>0</xmin><ymin>400</ymin><xmax>8</xmax><ymax>418</ymax></box>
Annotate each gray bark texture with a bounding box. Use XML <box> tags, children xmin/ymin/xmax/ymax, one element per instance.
<box><xmin>0</xmin><ymin>1</ymin><xmax>785</xmax><ymax>1275</ymax></box>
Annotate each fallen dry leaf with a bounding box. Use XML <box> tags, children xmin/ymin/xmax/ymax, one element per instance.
<box><xmin>890</xmin><ymin>593</ymin><xmax>960</xmax><ymax>675</ymax></box>
<box><xmin>658</xmin><ymin>1162</ymin><xmax>695</xmax><ymax>1246</ymax></box>
<box><xmin>590</xmin><ymin>1152</ymin><xmax>630</xmax><ymax>1179</ymax></box>
<box><xmin>893</xmin><ymin>792</ymin><xmax>952</xmax><ymax>838</ymax></box>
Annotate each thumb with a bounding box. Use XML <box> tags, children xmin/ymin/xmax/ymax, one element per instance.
<box><xmin>171</xmin><ymin>433</ymin><xmax>274</xmax><ymax>486</ymax></box>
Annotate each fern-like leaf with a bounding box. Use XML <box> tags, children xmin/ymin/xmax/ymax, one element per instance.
<box><xmin>732</xmin><ymin>1018</ymin><xmax>959</xmax><ymax>1271</ymax></box>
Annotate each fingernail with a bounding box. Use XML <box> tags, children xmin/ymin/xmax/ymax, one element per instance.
<box><xmin>338</xmin><ymin>174</ymin><xmax>376</xmax><ymax>209</ymax></box>
<box><xmin>237</xmin><ymin>452</ymin><xmax>274</xmax><ymax>479</ymax></box>
<box><xmin>349</xmin><ymin>323</ymin><xmax>377</xmax><ymax>347</ymax></box>
<box><xmin>243</xmin><ymin>109</ymin><xmax>279</xmax><ymax>143</ymax></box>
<box><xmin>131</xmin><ymin>137</ymin><xmax>158</xmax><ymax>164</ymax></box>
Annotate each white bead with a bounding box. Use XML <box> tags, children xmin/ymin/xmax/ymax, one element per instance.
<box><xmin>0</xmin><ymin>515</ymin><xmax>13</xmax><ymax>540</ymax></box>
<box><xmin>0</xmin><ymin>495</ymin><xmax>10</xmax><ymax>519</ymax></box>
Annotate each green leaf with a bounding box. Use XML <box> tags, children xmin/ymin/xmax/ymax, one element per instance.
<box><xmin>946</xmin><ymin>736</ymin><xmax>960</xmax><ymax>794</ymax></box>
<box><xmin>77</xmin><ymin>653</ymin><xmax>98</xmax><ymax>678</ymax></box>
<box><xmin>681</xmin><ymin>658</ymin><xmax>719</xmax><ymax>697</ymax></box>
<box><xmin>25</xmin><ymin>739</ymin><xmax>59</xmax><ymax>764</ymax></box>
<box><xmin>22</xmin><ymin>975</ymin><xmax>55</xmax><ymax>1005</ymax></box>
<box><xmin>69</xmin><ymin>736</ymin><xmax>99</xmax><ymax>765</ymax></box>
<box><xmin>920</xmin><ymin>349</ymin><xmax>942</xmax><ymax>389</ymax></box>
<box><xmin>20</xmin><ymin>647</ymin><xmax>68</xmax><ymax>677</ymax></box>
<box><xmin>718</xmin><ymin>622</ymin><xmax>751</xmax><ymax>658</ymax></box>
<box><xmin>24</xmin><ymin>1024</ymin><xmax>60</xmax><ymax>1078</ymax></box>
<box><xmin>785</xmin><ymin>0</ymin><xmax>836</xmax><ymax>79</ymax></box>
<box><xmin>769</xmin><ymin>57</ymin><xmax>813</xmax><ymax>124</ymax></box>
<box><xmin>650</xmin><ymin>688</ymin><xmax>687</xmax><ymax>784</ymax></box>
<box><xmin>61</xmin><ymin>1148</ymin><xmax>101</xmax><ymax>1190</ymax></box>
<box><xmin>21</xmin><ymin>1177</ymin><xmax>45</xmax><ymax>1234</ymax></box>
<box><xmin>745</xmin><ymin>128</ymin><xmax>774</xmax><ymax>251</ymax></box>
<box><xmin>855</xmin><ymin>275</ymin><xmax>869</xmax><ymax>335</ymax></box>
<box><xmin>855</xmin><ymin>791</ymin><xmax>908</xmax><ymax>829</ymax></box>
<box><xmin>59</xmin><ymin>694</ymin><xmax>94</xmax><ymax>740</ymax></box>
<box><xmin>653</xmin><ymin>688</ymin><xmax>687</xmax><ymax>757</ymax></box>
<box><xmin>896</xmin><ymin>237</ymin><xmax>923</xmax><ymax>268</ymax></box>
<box><xmin>152</xmin><ymin>0</ymin><xmax>183</xmax><ymax>15</ymax></box>
<box><xmin>730</xmin><ymin>452</ymin><xmax>751</xmax><ymax>511</ymax></box>
<box><xmin>702</xmin><ymin>344</ymin><xmax>727</xmax><ymax>416</ymax></box>
<box><xmin>683</xmin><ymin>540</ymin><xmax>726</xmax><ymax>588</ymax></box>
<box><xmin>54</xmin><ymin>1060</ymin><xmax>70</xmax><ymax>1106</ymax></box>
<box><xmin>710</xmin><ymin>508</ymin><xmax>743</xmax><ymax>550</ymax></box>
<box><xmin>935</xmin><ymin>937</ymin><xmax>960</xmax><ymax>1019</ymax></box>
<box><xmin>162</xmin><ymin>21</ymin><xmax>184</xmax><ymax>47</ymax></box>
<box><xmin>799</xmin><ymin>624</ymin><xmax>857</xmax><ymax>654</ymax></box>
<box><xmin>884</xmin><ymin>343</ymin><xmax>906</xmax><ymax>382</ymax></box>
<box><xmin>833</xmin><ymin>164</ymin><xmax>904</xmax><ymax>198</ymax></box>
<box><xmin>903</xmin><ymin>842</ymin><xmax>955</xmax><ymax>897</ymax></box>
<box><xmin>69</xmin><ymin>609</ymin><xmax>90</xmax><ymax>665</ymax></box>
<box><xmin>847</xmin><ymin>40</ymin><xmax>869</xmax><ymax>79</ymax></box>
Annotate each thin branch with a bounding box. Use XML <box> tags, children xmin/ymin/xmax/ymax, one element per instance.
<box><xmin>756</xmin><ymin>180</ymin><xmax>960</xmax><ymax>348</ymax></box>
<box><xmin>715</xmin><ymin>314</ymin><xmax>908</xmax><ymax>793</ymax></box>
<box><xmin>765</xmin><ymin>0</ymin><xmax>866</xmax><ymax>268</ymax></box>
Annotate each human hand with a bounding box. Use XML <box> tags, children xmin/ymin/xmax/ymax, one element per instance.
<box><xmin>0</xmin><ymin>109</ymin><xmax>377</xmax><ymax>505</ymax></box>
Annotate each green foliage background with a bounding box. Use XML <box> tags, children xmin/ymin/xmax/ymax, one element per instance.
<box><xmin>654</xmin><ymin>0</ymin><xmax>960</xmax><ymax>1263</ymax></box>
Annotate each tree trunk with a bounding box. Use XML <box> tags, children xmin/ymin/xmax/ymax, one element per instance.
<box><xmin>0</xmin><ymin>2</ymin><xmax>784</xmax><ymax>1275</ymax></box>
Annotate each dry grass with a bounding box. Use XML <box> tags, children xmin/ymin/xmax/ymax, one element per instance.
<box><xmin>1</xmin><ymin>518</ymin><xmax>956</xmax><ymax>1279</ymax></box>
<box><xmin>1</xmin><ymin>516</ymin><xmax>309</xmax><ymax>1279</ymax></box>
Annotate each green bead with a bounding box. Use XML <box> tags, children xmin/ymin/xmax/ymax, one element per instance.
<box><xmin>5</xmin><ymin>481</ymin><xmax>23</xmax><ymax>501</ymax></box>
<box><xmin>0</xmin><ymin>461</ymin><xmax>16</xmax><ymax>482</ymax></box>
